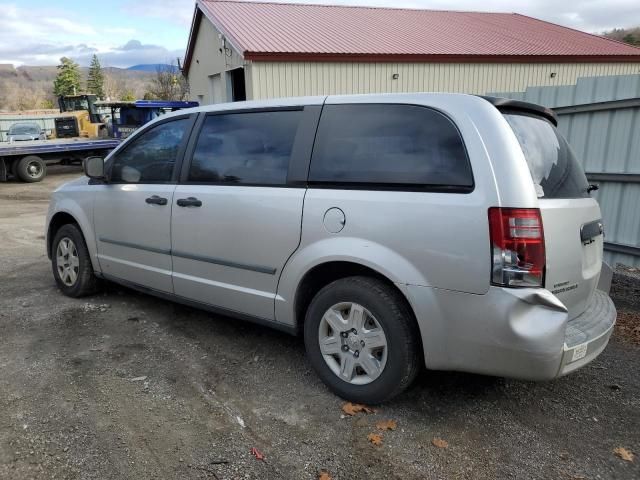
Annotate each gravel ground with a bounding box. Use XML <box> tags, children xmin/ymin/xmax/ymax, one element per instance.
<box><xmin>1</xmin><ymin>167</ymin><xmax>639</xmax><ymax>480</ymax></box>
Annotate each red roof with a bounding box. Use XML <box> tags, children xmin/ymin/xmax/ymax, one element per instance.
<box><xmin>185</xmin><ymin>0</ymin><xmax>640</xmax><ymax>69</ymax></box>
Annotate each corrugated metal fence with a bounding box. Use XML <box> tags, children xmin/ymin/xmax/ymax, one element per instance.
<box><xmin>491</xmin><ymin>74</ymin><xmax>640</xmax><ymax>267</ymax></box>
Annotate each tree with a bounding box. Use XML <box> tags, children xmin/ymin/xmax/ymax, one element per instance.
<box><xmin>148</xmin><ymin>61</ymin><xmax>189</xmax><ymax>100</ymax></box>
<box><xmin>0</xmin><ymin>79</ymin><xmax>52</xmax><ymax>111</ymax></box>
<box><xmin>53</xmin><ymin>57</ymin><xmax>81</xmax><ymax>96</ymax></box>
<box><xmin>603</xmin><ymin>27</ymin><xmax>640</xmax><ymax>46</ymax></box>
<box><xmin>121</xmin><ymin>90</ymin><xmax>136</xmax><ymax>101</ymax></box>
<box><xmin>86</xmin><ymin>54</ymin><xmax>105</xmax><ymax>98</ymax></box>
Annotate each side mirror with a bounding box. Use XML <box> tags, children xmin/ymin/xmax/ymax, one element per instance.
<box><xmin>84</xmin><ymin>156</ymin><xmax>105</xmax><ymax>179</ymax></box>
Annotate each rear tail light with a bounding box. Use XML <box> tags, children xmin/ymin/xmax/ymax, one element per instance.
<box><xmin>488</xmin><ymin>207</ymin><xmax>545</xmax><ymax>288</ymax></box>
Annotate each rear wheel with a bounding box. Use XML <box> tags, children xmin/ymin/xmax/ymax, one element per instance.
<box><xmin>16</xmin><ymin>155</ymin><xmax>46</xmax><ymax>182</ymax></box>
<box><xmin>304</xmin><ymin>276</ymin><xmax>421</xmax><ymax>404</ymax></box>
<box><xmin>51</xmin><ymin>224</ymin><xmax>99</xmax><ymax>297</ymax></box>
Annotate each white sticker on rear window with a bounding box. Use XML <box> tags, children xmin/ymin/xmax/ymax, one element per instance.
<box><xmin>572</xmin><ymin>343</ymin><xmax>588</xmax><ymax>362</ymax></box>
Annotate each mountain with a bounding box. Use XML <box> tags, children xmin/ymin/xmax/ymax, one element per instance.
<box><xmin>0</xmin><ymin>65</ymin><xmax>156</xmax><ymax>112</ymax></box>
<box><xmin>127</xmin><ymin>64</ymin><xmax>178</xmax><ymax>73</ymax></box>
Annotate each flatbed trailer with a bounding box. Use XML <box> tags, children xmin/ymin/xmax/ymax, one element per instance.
<box><xmin>0</xmin><ymin>137</ymin><xmax>119</xmax><ymax>183</ymax></box>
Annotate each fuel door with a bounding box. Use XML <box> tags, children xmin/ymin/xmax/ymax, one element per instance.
<box><xmin>323</xmin><ymin>207</ymin><xmax>346</xmax><ymax>233</ymax></box>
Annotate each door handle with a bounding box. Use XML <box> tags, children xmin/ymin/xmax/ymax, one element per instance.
<box><xmin>145</xmin><ymin>195</ymin><xmax>168</xmax><ymax>205</ymax></box>
<box><xmin>176</xmin><ymin>197</ymin><xmax>202</xmax><ymax>207</ymax></box>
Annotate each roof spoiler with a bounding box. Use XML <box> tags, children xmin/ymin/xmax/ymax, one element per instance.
<box><xmin>479</xmin><ymin>96</ymin><xmax>558</xmax><ymax>126</ymax></box>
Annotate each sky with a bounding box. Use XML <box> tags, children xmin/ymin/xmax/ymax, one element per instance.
<box><xmin>1</xmin><ymin>0</ymin><xmax>639</xmax><ymax>68</ymax></box>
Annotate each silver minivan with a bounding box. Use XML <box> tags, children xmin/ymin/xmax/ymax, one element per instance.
<box><xmin>46</xmin><ymin>94</ymin><xmax>616</xmax><ymax>403</ymax></box>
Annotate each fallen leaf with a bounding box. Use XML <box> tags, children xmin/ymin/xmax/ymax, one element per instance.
<box><xmin>367</xmin><ymin>433</ymin><xmax>383</xmax><ymax>446</ymax></box>
<box><xmin>318</xmin><ymin>471</ymin><xmax>332</xmax><ymax>480</ymax></box>
<box><xmin>250</xmin><ymin>447</ymin><xmax>265</xmax><ymax>461</ymax></box>
<box><xmin>342</xmin><ymin>402</ymin><xmax>375</xmax><ymax>416</ymax></box>
<box><xmin>614</xmin><ymin>447</ymin><xmax>634</xmax><ymax>462</ymax></box>
<box><xmin>432</xmin><ymin>438</ymin><xmax>449</xmax><ymax>449</ymax></box>
<box><xmin>376</xmin><ymin>419</ymin><xmax>397</xmax><ymax>431</ymax></box>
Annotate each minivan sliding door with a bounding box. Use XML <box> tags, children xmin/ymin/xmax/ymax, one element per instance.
<box><xmin>170</xmin><ymin>106</ymin><xmax>319</xmax><ymax>319</ymax></box>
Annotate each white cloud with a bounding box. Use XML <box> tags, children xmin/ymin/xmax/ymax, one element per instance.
<box><xmin>42</xmin><ymin>18</ymin><xmax>97</xmax><ymax>36</ymax></box>
<box><xmin>75</xmin><ymin>41</ymin><xmax>183</xmax><ymax>68</ymax></box>
<box><xmin>125</xmin><ymin>0</ymin><xmax>195</xmax><ymax>27</ymax></box>
<box><xmin>0</xmin><ymin>3</ymin><xmax>174</xmax><ymax>67</ymax></box>
<box><xmin>104</xmin><ymin>27</ymin><xmax>137</xmax><ymax>36</ymax></box>
<box><xmin>0</xmin><ymin>38</ymin><xmax>182</xmax><ymax>68</ymax></box>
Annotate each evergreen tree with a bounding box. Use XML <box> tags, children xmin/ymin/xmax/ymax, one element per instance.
<box><xmin>86</xmin><ymin>54</ymin><xmax>105</xmax><ymax>98</ymax></box>
<box><xmin>53</xmin><ymin>57</ymin><xmax>81</xmax><ymax>96</ymax></box>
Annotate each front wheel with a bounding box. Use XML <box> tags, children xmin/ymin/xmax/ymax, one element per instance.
<box><xmin>51</xmin><ymin>224</ymin><xmax>99</xmax><ymax>297</ymax></box>
<box><xmin>304</xmin><ymin>276</ymin><xmax>422</xmax><ymax>404</ymax></box>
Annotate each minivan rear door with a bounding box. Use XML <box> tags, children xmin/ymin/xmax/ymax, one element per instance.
<box><xmin>503</xmin><ymin>113</ymin><xmax>603</xmax><ymax>319</ymax></box>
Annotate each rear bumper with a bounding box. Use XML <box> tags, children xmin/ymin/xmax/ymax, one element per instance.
<box><xmin>404</xmin><ymin>284</ymin><xmax>616</xmax><ymax>380</ymax></box>
<box><xmin>558</xmin><ymin>289</ymin><xmax>616</xmax><ymax>376</ymax></box>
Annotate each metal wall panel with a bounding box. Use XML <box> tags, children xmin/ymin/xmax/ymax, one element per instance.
<box><xmin>492</xmin><ymin>74</ymin><xmax>640</xmax><ymax>266</ymax></box>
<box><xmin>249</xmin><ymin>62</ymin><xmax>640</xmax><ymax>100</ymax></box>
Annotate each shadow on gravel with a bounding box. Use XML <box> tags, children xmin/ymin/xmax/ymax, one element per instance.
<box><xmin>102</xmin><ymin>280</ymin><xmax>513</xmax><ymax>403</ymax></box>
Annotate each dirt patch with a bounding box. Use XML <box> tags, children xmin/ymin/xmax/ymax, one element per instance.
<box><xmin>615</xmin><ymin>310</ymin><xmax>640</xmax><ymax>345</ymax></box>
<box><xmin>611</xmin><ymin>264</ymin><xmax>640</xmax><ymax>310</ymax></box>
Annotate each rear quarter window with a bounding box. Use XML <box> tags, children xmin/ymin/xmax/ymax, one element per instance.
<box><xmin>503</xmin><ymin>113</ymin><xmax>589</xmax><ymax>199</ymax></box>
<box><xmin>309</xmin><ymin>104</ymin><xmax>473</xmax><ymax>190</ymax></box>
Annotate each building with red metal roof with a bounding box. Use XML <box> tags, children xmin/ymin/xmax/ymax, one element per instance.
<box><xmin>183</xmin><ymin>0</ymin><xmax>640</xmax><ymax>104</ymax></box>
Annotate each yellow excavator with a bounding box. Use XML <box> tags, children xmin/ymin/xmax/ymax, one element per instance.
<box><xmin>57</xmin><ymin>94</ymin><xmax>108</xmax><ymax>138</ymax></box>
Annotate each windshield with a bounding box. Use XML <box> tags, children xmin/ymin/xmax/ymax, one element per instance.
<box><xmin>9</xmin><ymin>124</ymin><xmax>40</xmax><ymax>135</ymax></box>
<box><xmin>503</xmin><ymin>113</ymin><xmax>589</xmax><ymax>199</ymax></box>
<box><xmin>63</xmin><ymin>98</ymin><xmax>89</xmax><ymax>112</ymax></box>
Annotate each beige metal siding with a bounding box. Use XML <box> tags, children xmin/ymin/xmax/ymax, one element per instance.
<box><xmin>187</xmin><ymin>17</ymin><xmax>245</xmax><ymax>104</ymax></box>
<box><xmin>250</xmin><ymin>62</ymin><xmax>640</xmax><ymax>99</ymax></box>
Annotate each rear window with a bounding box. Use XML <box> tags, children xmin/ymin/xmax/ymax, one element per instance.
<box><xmin>503</xmin><ymin>113</ymin><xmax>589</xmax><ymax>199</ymax></box>
<box><xmin>9</xmin><ymin>124</ymin><xmax>39</xmax><ymax>135</ymax></box>
<box><xmin>309</xmin><ymin>104</ymin><xmax>473</xmax><ymax>190</ymax></box>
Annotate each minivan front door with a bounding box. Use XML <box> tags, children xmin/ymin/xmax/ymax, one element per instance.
<box><xmin>170</xmin><ymin>109</ymin><xmax>314</xmax><ymax>319</ymax></box>
<box><xmin>94</xmin><ymin>116</ymin><xmax>193</xmax><ymax>293</ymax></box>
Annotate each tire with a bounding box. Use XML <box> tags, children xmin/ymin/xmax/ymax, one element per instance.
<box><xmin>16</xmin><ymin>155</ymin><xmax>46</xmax><ymax>182</ymax></box>
<box><xmin>304</xmin><ymin>276</ymin><xmax>421</xmax><ymax>404</ymax></box>
<box><xmin>51</xmin><ymin>224</ymin><xmax>99</xmax><ymax>297</ymax></box>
